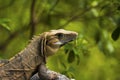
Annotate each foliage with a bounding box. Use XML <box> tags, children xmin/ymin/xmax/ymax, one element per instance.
<box><xmin>0</xmin><ymin>0</ymin><xmax>120</xmax><ymax>80</ymax></box>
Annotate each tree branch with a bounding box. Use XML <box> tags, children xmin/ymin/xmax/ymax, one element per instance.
<box><xmin>0</xmin><ymin>0</ymin><xmax>38</xmax><ymax>51</ymax></box>
<box><xmin>29</xmin><ymin>0</ymin><xmax>37</xmax><ymax>39</ymax></box>
<box><xmin>0</xmin><ymin>24</ymin><xmax>30</xmax><ymax>51</ymax></box>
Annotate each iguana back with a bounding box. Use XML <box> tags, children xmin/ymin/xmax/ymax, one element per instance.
<box><xmin>0</xmin><ymin>29</ymin><xmax>78</xmax><ymax>80</ymax></box>
<box><xmin>0</xmin><ymin>35</ymin><xmax>44</xmax><ymax>80</ymax></box>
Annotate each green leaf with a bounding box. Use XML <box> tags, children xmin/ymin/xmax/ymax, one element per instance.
<box><xmin>0</xmin><ymin>23</ymin><xmax>11</xmax><ymax>31</ymax></box>
<box><xmin>0</xmin><ymin>18</ymin><xmax>11</xmax><ymax>31</ymax></box>
<box><xmin>111</xmin><ymin>27</ymin><xmax>120</xmax><ymax>41</ymax></box>
<box><xmin>67</xmin><ymin>50</ymin><xmax>75</xmax><ymax>63</ymax></box>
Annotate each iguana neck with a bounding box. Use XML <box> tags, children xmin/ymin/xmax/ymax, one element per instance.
<box><xmin>9</xmin><ymin>36</ymin><xmax>42</xmax><ymax>68</ymax></box>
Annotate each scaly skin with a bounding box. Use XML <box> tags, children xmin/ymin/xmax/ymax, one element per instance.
<box><xmin>0</xmin><ymin>29</ymin><xmax>78</xmax><ymax>80</ymax></box>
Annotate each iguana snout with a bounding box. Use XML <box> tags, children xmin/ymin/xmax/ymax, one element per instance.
<box><xmin>54</xmin><ymin>31</ymin><xmax>78</xmax><ymax>46</ymax></box>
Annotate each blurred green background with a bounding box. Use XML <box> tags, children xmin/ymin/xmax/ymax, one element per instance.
<box><xmin>0</xmin><ymin>0</ymin><xmax>120</xmax><ymax>80</ymax></box>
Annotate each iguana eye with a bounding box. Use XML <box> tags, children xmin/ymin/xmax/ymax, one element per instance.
<box><xmin>56</xmin><ymin>33</ymin><xmax>64</xmax><ymax>38</ymax></box>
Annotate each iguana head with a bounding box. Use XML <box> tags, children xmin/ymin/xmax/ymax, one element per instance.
<box><xmin>39</xmin><ymin>29</ymin><xmax>78</xmax><ymax>57</ymax></box>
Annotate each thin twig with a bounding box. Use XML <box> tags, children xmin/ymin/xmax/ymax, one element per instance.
<box><xmin>48</xmin><ymin>0</ymin><xmax>59</xmax><ymax>13</ymax></box>
<box><xmin>58</xmin><ymin>1</ymin><xmax>103</xmax><ymax>28</ymax></box>
<box><xmin>36</xmin><ymin>0</ymin><xmax>60</xmax><ymax>25</ymax></box>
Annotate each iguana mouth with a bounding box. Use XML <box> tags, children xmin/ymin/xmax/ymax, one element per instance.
<box><xmin>54</xmin><ymin>40</ymin><xmax>74</xmax><ymax>47</ymax></box>
<box><xmin>60</xmin><ymin>43</ymin><xmax>67</xmax><ymax>47</ymax></box>
<box><xmin>60</xmin><ymin>39</ymin><xmax>75</xmax><ymax>47</ymax></box>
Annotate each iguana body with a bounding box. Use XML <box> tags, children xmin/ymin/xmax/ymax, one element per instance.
<box><xmin>0</xmin><ymin>29</ymin><xmax>78</xmax><ymax>80</ymax></box>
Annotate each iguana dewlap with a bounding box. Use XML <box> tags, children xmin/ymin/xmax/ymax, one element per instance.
<box><xmin>0</xmin><ymin>29</ymin><xmax>78</xmax><ymax>80</ymax></box>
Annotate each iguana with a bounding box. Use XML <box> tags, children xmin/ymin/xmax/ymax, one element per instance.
<box><xmin>0</xmin><ymin>29</ymin><xmax>78</xmax><ymax>80</ymax></box>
